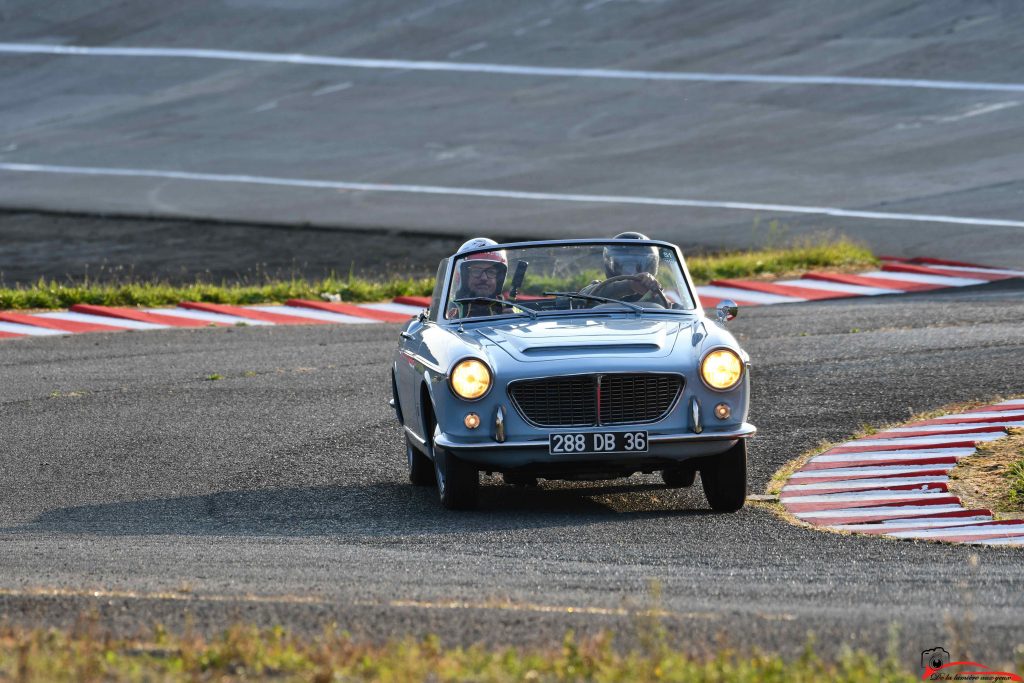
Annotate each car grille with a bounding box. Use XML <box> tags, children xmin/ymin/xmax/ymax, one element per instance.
<box><xmin>509</xmin><ymin>374</ymin><xmax>682</xmax><ymax>428</ymax></box>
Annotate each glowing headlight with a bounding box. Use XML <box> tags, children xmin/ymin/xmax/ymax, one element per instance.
<box><xmin>450</xmin><ymin>359</ymin><xmax>491</xmax><ymax>400</ymax></box>
<box><xmin>701</xmin><ymin>349</ymin><xmax>743</xmax><ymax>391</ymax></box>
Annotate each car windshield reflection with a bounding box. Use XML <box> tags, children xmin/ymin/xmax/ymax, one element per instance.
<box><xmin>444</xmin><ymin>242</ymin><xmax>697</xmax><ymax>321</ymax></box>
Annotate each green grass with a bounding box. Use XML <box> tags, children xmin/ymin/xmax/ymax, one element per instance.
<box><xmin>684</xmin><ymin>236</ymin><xmax>877</xmax><ymax>283</ymax></box>
<box><xmin>0</xmin><ymin>275</ymin><xmax>436</xmax><ymax>311</ymax></box>
<box><xmin>0</xmin><ymin>624</ymin><xmax>938</xmax><ymax>682</ymax></box>
<box><xmin>1008</xmin><ymin>458</ymin><xmax>1024</xmax><ymax>508</ymax></box>
<box><xmin>0</xmin><ymin>236</ymin><xmax>877</xmax><ymax>311</ymax></box>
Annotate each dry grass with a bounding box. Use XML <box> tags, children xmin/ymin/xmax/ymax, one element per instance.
<box><xmin>0</xmin><ymin>620</ymin><xmax>933</xmax><ymax>682</ymax></box>
<box><xmin>948</xmin><ymin>429</ymin><xmax>1024</xmax><ymax>519</ymax></box>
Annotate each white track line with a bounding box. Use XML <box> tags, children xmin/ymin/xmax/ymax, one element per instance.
<box><xmin>144</xmin><ymin>307</ymin><xmax>274</xmax><ymax>326</ymax></box>
<box><xmin>811</xmin><ymin>448</ymin><xmax>976</xmax><ymax>463</ymax></box>
<box><xmin>35</xmin><ymin>311</ymin><xmax>168</xmax><ymax>330</ymax></box>
<box><xmin>993</xmin><ymin>399</ymin><xmax>1024</xmax><ymax>407</ymax></box>
<box><xmin>0</xmin><ymin>321</ymin><xmax>67</xmax><ymax>336</ymax></box>
<box><xmin>795</xmin><ymin>504</ymin><xmax>966</xmax><ymax>520</ymax></box>
<box><xmin>360</xmin><ymin>302</ymin><xmax>424</xmax><ymax>316</ymax></box>
<box><xmin>3</xmin><ymin>163</ymin><xmax>1024</xmax><ymax>230</ymax></box>
<box><xmin>774</xmin><ymin>279</ymin><xmax>903</xmax><ymax>296</ymax></box>
<box><xmin>832</xmin><ymin>517</ymin><xmax>993</xmax><ymax>532</ymax></box>
<box><xmin>245</xmin><ymin>305</ymin><xmax>379</xmax><ymax>324</ymax></box>
<box><xmin>788</xmin><ymin>464</ymin><xmax>955</xmax><ymax>479</ymax></box>
<box><xmin>928</xmin><ymin>265</ymin><xmax>1024</xmax><ymax>277</ymax></box>
<box><xmin>888</xmin><ymin>523</ymin><xmax>1024</xmax><ymax>539</ymax></box>
<box><xmin>860</xmin><ymin>270</ymin><xmax>986</xmax><ymax>287</ymax></box>
<box><xmin>4</xmin><ymin>43</ymin><xmax>1024</xmax><ymax>93</ymax></box>
<box><xmin>924</xmin><ymin>409</ymin><xmax>1024</xmax><ymax>421</ymax></box>
<box><xmin>695</xmin><ymin>286</ymin><xmax>803</xmax><ymax>305</ymax></box>
<box><xmin>848</xmin><ymin>433</ymin><xmax>1005</xmax><ymax>447</ymax></box>
<box><xmin>883</xmin><ymin>421</ymin><xmax>1016</xmax><ymax>433</ymax></box>
<box><xmin>782</xmin><ymin>476</ymin><xmax>948</xmax><ymax>493</ymax></box>
<box><xmin>782</xmin><ymin>490</ymin><xmax>951</xmax><ymax>504</ymax></box>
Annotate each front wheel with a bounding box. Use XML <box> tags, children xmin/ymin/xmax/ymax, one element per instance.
<box><xmin>433</xmin><ymin>446</ymin><xmax>480</xmax><ymax>510</ymax></box>
<box><xmin>407</xmin><ymin>436</ymin><xmax>434</xmax><ymax>486</ymax></box>
<box><xmin>700</xmin><ymin>440</ymin><xmax>747</xmax><ymax>512</ymax></box>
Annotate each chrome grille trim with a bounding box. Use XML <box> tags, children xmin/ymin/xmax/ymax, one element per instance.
<box><xmin>508</xmin><ymin>373</ymin><xmax>683</xmax><ymax>428</ymax></box>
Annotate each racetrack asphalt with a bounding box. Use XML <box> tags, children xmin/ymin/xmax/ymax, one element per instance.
<box><xmin>1</xmin><ymin>279</ymin><xmax>1021</xmax><ymax>661</ymax></box>
<box><xmin>3</xmin><ymin>1</ymin><xmax>1024</xmax><ymax>268</ymax></box>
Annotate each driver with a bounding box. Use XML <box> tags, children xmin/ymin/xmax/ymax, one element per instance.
<box><xmin>446</xmin><ymin>237</ymin><xmax>509</xmax><ymax>319</ymax></box>
<box><xmin>580</xmin><ymin>232</ymin><xmax>665</xmax><ymax>304</ymax></box>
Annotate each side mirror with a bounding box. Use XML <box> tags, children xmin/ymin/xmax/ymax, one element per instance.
<box><xmin>715</xmin><ymin>300</ymin><xmax>738</xmax><ymax>324</ymax></box>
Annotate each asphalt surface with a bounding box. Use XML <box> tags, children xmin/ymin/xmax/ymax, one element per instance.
<box><xmin>2</xmin><ymin>1</ymin><xmax>1024</xmax><ymax>267</ymax></box>
<box><xmin>0</xmin><ymin>281</ymin><xmax>1021</xmax><ymax>661</ymax></box>
<box><xmin>1</xmin><ymin>0</ymin><xmax>1023</xmax><ymax>667</ymax></box>
<box><xmin>0</xmin><ymin>209</ymin><xmax>463</xmax><ymax>285</ymax></box>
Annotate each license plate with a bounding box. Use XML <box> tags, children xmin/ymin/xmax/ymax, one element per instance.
<box><xmin>548</xmin><ymin>431</ymin><xmax>648</xmax><ymax>455</ymax></box>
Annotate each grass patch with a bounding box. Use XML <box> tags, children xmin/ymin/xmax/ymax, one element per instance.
<box><xmin>0</xmin><ymin>236</ymin><xmax>877</xmax><ymax>311</ymax></box>
<box><xmin>1010</xmin><ymin>459</ymin><xmax>1024</xmax><ymax>508</ymax></box>
<box><xmin>684</xmin><ymin>235</ymin><xmax>877</xmax><ymax>283</ymax></box>
<box><xmin>0</xmin><ymin>622</ymin><xmax>937</xmax><ymax>682</ymax></box>
<box><xmin>948</xmin><ymin>429</ymin><xmax>1024</xmax><ymax>518</ymax></box>
<box><xmin>0</xmin><ymin>274</ymin><xmax>436</xmax><ymax>311</ymax></box>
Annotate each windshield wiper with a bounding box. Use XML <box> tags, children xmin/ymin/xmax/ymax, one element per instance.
<box><xmin>453</xmin><ymin>297</ymin><xmax>538</xmax><ymax>319</ymax></box>
<box><xmin>543</xmin><ymin>291</ymin><xmax>644</xmax><ymax>314</ymax></box>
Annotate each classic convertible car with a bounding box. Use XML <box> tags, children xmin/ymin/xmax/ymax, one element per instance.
<box><xmin>390</xmin><ymin>235</ymin><xmax>755</xmax><ymax>510</ymax></box>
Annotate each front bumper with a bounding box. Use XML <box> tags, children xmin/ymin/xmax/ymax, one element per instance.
<box><xmin>434</xmin><ymin>422</ymin><xmax>756</xmax><ymax>469</ymax></box>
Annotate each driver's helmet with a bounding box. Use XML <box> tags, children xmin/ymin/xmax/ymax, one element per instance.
<box><xmin>603</xmin><ymin>231</ymin><xmax>659</xmax><ymax>278</ymax></box>
<box><xmin>452</xmin><ymin>237</ymin><xmax>509</xmax><ymax>298</ymax></box>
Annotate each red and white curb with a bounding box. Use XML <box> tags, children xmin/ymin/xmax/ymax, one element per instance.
<box><xmin>780</xmin><ymin>399</ymin><xmax>1024</xmax><ymax>547</ymax></box>
<box><xmin>0</xmin><ymin>298</ymin><xmax>427</xmax><ymax>340</ymax></box>
<box><xmin>0</xmin><ymin>256</ymin><xmax>1020</xmax><ymax>341</ymax></box>
<box><xmin>695</xmin><ymin>256</ymin><xmax>1024</xmax><ymax>308</ymax></box>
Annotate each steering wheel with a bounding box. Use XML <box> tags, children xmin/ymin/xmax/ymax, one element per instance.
<box><xmin>589</xmin><ymin>274</ymin><xmax>670</xmax><ymax>308</ymax></box>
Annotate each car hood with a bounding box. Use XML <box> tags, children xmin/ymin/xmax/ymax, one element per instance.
<box><xmin>474</xmin><ymin>316</ymin><xmax>687</xmax><ymax>362</ymax></box>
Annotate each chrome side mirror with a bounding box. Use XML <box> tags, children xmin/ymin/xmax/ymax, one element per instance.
<box><xmin>715</xmin><ymin>300</ymin><xmax>738</xmax><ymax>324</ymax></box>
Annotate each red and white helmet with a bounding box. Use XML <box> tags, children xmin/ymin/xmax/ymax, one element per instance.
<box><xmin>452</xmin><ymin>237</ymin><xmax>508</xmax><ymax>296</ymax></box>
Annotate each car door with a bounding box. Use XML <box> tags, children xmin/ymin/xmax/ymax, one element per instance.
<box><xmin>395</xmin><ymin>259</ymin><xmax>448</xmax><ymax>438</ymax></box>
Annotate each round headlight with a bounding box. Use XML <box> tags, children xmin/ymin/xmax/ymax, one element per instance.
<box><xmin>450</xmin><ymin>359</ymin><xmax>491</xmax><ymax>400</ymax></box>
<box><xmin>701</xmin><ymin>349</ymin><xmax>743</xmax><ymax>391</ymax></box>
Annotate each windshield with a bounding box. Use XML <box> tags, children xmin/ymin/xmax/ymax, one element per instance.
<box><xmin>444</xmin><ymin>242</ymin><xmax>696</xmax><ymax>320</ymax></box>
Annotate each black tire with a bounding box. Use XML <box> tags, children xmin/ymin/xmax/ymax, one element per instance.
<box><xmin>407</xmin><ymin>436</ymin><xmax>434</xmax><ymax>486</ymax></box>
<box><xmin>433</xmin><ymin>445</ymin><xmax>480</xmax><ymax>510</ymax></box>
<box><xmin>700</xmin><ymin>440</ymin><xmax>747</xmax><ymax>512</ymax></box>
<box><xmin>661</xmin><ymin>467</ymin><xmax>696</xmax><ymax>488</ymax></box>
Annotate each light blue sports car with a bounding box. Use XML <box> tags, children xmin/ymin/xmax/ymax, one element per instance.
<box><xmin>391</xmin><ymin>235</ymin><xmax>755</xmax><ymax>510</ymax></box>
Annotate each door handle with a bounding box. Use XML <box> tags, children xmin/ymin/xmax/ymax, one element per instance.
<box><xmin>400</xmin><ymin>331</ymin><xmax>414</xmax><ymax>340</ymax></box>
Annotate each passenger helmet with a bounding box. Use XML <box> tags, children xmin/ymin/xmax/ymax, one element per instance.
<box><xmin>603</xmin><ymin>231</ymin><xmax>659</xmax><ymax>277</ymax></box>
<box><xmin>453</xmin><ymin>237</ymin><xmax>509</xmax><ymax>296</ymax></box>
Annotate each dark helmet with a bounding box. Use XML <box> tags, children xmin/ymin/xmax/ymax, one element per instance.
<box><xmin>603</xmin><ymin>232</ymin><xmax>659</xmax><ymax>278</ymax></box>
